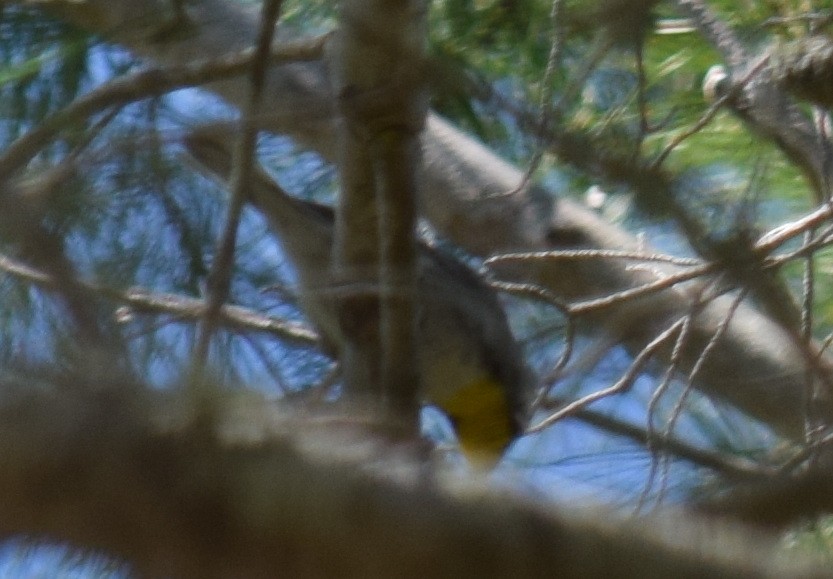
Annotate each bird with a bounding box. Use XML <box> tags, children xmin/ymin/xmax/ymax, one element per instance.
<box><xmin>184</xmin><ymin>129</ymin><xmax>531</xmax><ymax>467</ymax></box>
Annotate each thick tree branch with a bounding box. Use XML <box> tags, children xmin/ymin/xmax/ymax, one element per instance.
<box><xmin>333</xmin><ymin>0</ymin><xmax>427</xmax><ymax>413</ymax></box>
<box><xmin>0</xmin><ymin>374</ymin><xmax>824</xmax><ymax>578</ymax></box>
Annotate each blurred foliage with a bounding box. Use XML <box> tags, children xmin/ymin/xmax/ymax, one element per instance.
<box><xmin>0</xmin><ymin>5</ymin><xmax>91</xmax><ymax>144</ymax></box>
<box><xmin>0</xmin><ymin>539</ymin><xmax>129</xmax><ymax>578</ymax></box>
<box><xmin>784</xmin><ymin>515</ymin><xmax>833</xmax><ymax>564</ymax></box>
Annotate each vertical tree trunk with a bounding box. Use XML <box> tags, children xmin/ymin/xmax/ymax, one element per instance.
<box><xmin>332</xmin><ymin>0</ymin><xmax>428</xmax><ymax>419</ymax></box>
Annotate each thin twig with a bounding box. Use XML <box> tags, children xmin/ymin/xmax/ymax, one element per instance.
<box><xmin>663</xmin><ymin>288</ymin><xmax>748</xmax><ymax>457</ymax></box>
<box><xmin>651</xmin><ymin>287</ymin><xmax>746</xmax><ymax>508</ymax></box>
<box><xmin>491</xmin><ymin>260</ymin><xmax>716</xmax><ymax>317</ymax></box>
<box><xmin>538</xmin><ymin>317</ymin><xmax>575</xmax><ymax>394</ymax></box>
<box><xmin>756</xmin><ymin>203</ymin><xmax>833</xmax><ymax>252</ymax></box>
<box><xmin>488</xmin><ymin>279</ymin><xmax>572</xmax><ymax>314</ymax></box>
<box><xmin>777</xmin><ymin>429</ymin><xmax>833</xmax><ymax>474</ymax></box>
<box><xmin>766</xmin><ymin>222</ymin><xmax>833</xmax><ymax>266</ymax></box>
<box><xmin>801</xmin><ymin>228</ymin><xmax>819</xmax><ymax>448</ymax></box>
<box><xmin>486</xmin><ymin>248</ymin><xmax>701</xmax><ymax>267</ymax></box>
<box><xmin>504</xmin><ymin>0</ymin><xmax>564</xmax><ymax>197</ymax></box>
<box><xmin>0</xmin><ymin>251</ymin><xmax>318</xmax><ymax>345</ymax></box>
<box><xmin>647</xmin><ymin>314</ymin><xmax>692</xmax><ymax>438</ymax></box>
<box><xmin>638</xmin><ymin>312</ymin><xmax>692</xmax><ymax>512</ymax></box>
<box><xmin>194</xmin><ymin>0</ymin><xmax>285</xmax><ymax>368</ymax></box>
<box><xmin>528</xmin><ymin>318</ymin><xmax>687</xmax><ymax>432</ymax></box>
<box><xmin>568</xmin><ymin>263</ymin><xmax>715</xmax><ymax>316</ymax></box>
<box><xmin>539</xmin><ymin>396</ymin><xmax>774</xmax><ymax>480</ymax></box>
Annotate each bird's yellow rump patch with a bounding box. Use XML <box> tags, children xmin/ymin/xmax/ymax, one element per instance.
<box><xmin>438</xmin><ymin>376</ymin><xmax>515</xmax><ymax>466</ymax></box>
